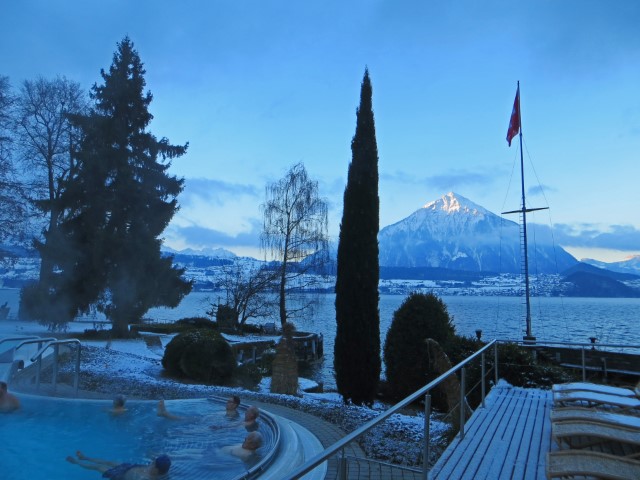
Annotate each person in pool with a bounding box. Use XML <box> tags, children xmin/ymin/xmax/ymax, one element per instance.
<box><xmin>0</xmin><ymin>381</ymin><xmax>20</xmax><ymax>413</ymax></box>
<box><xmin>225</xmin><ymin>395</ymin><xmax>241</xmax><ymax>418</ymax></box>
<box><xmin>222</xmin><ymin>431</ymin><xmax>263</xmax><ymax>461</ymax></box>
<box><xmin>211</xmin><ymin>404</ymin><xmax>260</xmax><ymax>431</ymax></box>
<box><xmin>157</xmin><ymin>398</ymin><xmax>183</xmax><ymax>420</ymax></box>
<box><xmin>109</xmin><ymin>395</ymin><xmax>128</xmax><ymax>415</ymax></box>
<box><xmin>241</xmin><ymin>405</ymin><xmax>260</xmax><ymax>431</ymax></box>
<box><xmin>66</xmin><ymin>451</ymin><xmax>171</xmax><ymax>479</ymax></box>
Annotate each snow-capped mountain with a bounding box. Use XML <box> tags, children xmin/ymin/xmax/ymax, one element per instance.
<box><xmin>582</xmin><ymin>255</ymin><xmax>640</xmax><ymax>276</ymax></box>
<box><xmin>163</xmin><ymin>246</ymin><xmax>237</xmax><ymax>260</ymax></box>
<box><xmin>378</xmin><ymin>192</ymin><xmax>577</xmax><ymax>273</ymax></box>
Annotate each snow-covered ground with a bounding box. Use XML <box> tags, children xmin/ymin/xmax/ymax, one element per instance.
<box><xmin>0</xmin><ymin>318</ymin><xmax>449</xmax><ymax>467</ymax></box>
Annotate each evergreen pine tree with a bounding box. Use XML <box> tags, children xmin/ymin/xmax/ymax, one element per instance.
<box><xmin>42</xmin><ymin>37</ymin><xmax>191</xmax><ymax>335</ymax></box>
<box><xmin>334</xmin><ymin>68</ymin><xmax>380</xmax><ymax>405</ymax></box>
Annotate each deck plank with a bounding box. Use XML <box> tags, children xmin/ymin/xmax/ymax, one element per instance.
<box><xmin>429</xmin><ymin>383</ymin><xmax>553</xmax><ymax>480</ymax></box>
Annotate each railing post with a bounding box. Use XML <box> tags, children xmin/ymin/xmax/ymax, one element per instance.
<box><xmin>338</xmin><ymin>448</ymin><xmax>347</xmax><ymax>480</ymax></box>
<box><xmin>460</xmin><ymin>367</ymin><xmax>466</xmax><ymax>440</ymax></box>
<box><xmin>581</xmin><ymin>347</ymin><xmax>586</xmax><ymax>381</ymax></box>
<box><xmin>36</xmin><ymin>354</ymin><xmax>42</xmax><ymax>391</ymax></box>
<box><xmin>481</xmin><ymin>352</ymin><xmax>486</xmax><ymax>408</ymax></box>
<box><xmin>423</xmin><ymin>393</ymin><xmax>431</xmax><ymax>479</ymax></box>
<box><xmin>74</xmin><ymin>343</ymin><xmax>81</xmax><ymax>397</ymax></box>
<box><xmin>52</xmin><ymin>343</ymin><xmax>59</xmax><ymax>392</ymax></box>
<box><xmin>36</xmin><ymin>339</ymin><xmax>46</xmax><ymax>391</ymax></box>
<box><xmin>494</xmin><ymin>342</ymin><xmax>499</xmax><ymax>385</ymax></box>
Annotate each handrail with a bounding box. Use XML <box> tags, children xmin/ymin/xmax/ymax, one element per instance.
<box><xmin>0</xmin><ymin>336</ymin><xmax>42</xmax><ymax>348</ymax></box>
<box><xmin>282</xmin><ymin>338</ymin><xmax>639</xmax><ymax>479</ymax></box>
<box><xmin>29</xmin><ymin>339</ymin><xmax>82</xmax><ymax>397</ymax></box>
<box><xmin>0</xmin><ymin>336</ymin><xmax>43</xmax><ymax>363</ymax></box>
<box><xmin>281</xmin><ymin>340</ymin><xmax>498</xmax><ymax>480</ymax></box>
<box><xmin>1</xmin><ymin>336</ymin><xmax>57</xmax><ymax>389</ymax></box>
<box><xmin>507</xmin><ymin>339</ymin><xmax>640</xmax><ymax>350</ymax></box>
<box><xmin>30</xmin><ymin>339</ymin><xmax>80</xmax><ymax>362</ymax></box>
<box><xmin>505</xmin><ymin>339</ymin><xmax>640</xmax><ymax>381</ymax></box>
<box><xmin>14</xmin><ymin>337</ymin><xmax>57</xmax><ymax>354</ymax></box>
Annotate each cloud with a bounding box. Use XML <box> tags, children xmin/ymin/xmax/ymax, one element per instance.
<box><xmin>170</xmin><ymin>218</ymin><xmax>262</xmax><ymax>249</ymax></box>
<box><xmin>383</xmin><ymin>169</ymin><xmax>498</xmax><ymax>191</ymax></box>
<box><xmin>527</xmin><ymin>184</ymin><xmax>555</xmax><ymax>198</ymax></box>
<box><xmin>542</xmin><ymin>223</ymin><xmax>640</xmax><ymax>251</ymax></box>
<box><xmin>180</xmin><ymin>178</ymin><xmax>261</xmax><ymax>208</ymax></box>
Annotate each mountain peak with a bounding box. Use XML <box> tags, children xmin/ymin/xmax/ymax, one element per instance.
<box><xmin>422</xmin><ymin>192</ymin><xmax>487</xmax><ymax>216</ymax></box>
<box><xmin>379</xmin><ymin>192</ymin><xmax>577</xmax><ymax>273</ymax></box>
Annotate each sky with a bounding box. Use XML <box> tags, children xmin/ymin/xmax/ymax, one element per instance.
<box><xmin>2</xmin><ymin>1</ymin><xmax>640</xmax><ymax>263</ymax></box>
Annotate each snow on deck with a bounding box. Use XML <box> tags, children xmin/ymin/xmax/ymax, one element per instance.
<box><xmin>430</xmin><ymin>382</ymin><xmax>553</xmax><ymax>480</ymax></box>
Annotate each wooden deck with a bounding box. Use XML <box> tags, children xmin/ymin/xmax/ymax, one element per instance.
<box><xmin>429</xmin><ymin>383</ymin><xmax>554</xmax><ymax>480</ymax></box>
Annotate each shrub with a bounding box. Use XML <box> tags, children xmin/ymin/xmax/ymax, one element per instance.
<box><xmin>234</xmin><ymin>362</ymin><xmax>263</xmax><ymax>389</ymax></box>
<box><xmin>132</xmin><ymin>317</ymin><xmax>216</xmax><ymax>335</ymax></box>
<box><xmin>383</xmin><ymin>292</ymin><xmax>456</xmax><ymax>401</ymax></box>
<box><xmin>176</xmin><ymin>317</ymin><xmax>217</xmax><ymax>329</ymax></box>
<box><xmin>496</xmin><ymin>342</ymin><xmax>576</xmax><ymax>388</ymax></box>
<box><xmin>446</xmin><ymin>335</ymin><xmax>486</xmax><ymax>408</ymax></box>
<box><xmin>257</xmin><ymin>348</ymin><xmax>277</xmax><ymax>376</ymax></box>
<box><xmin>162</xmin><ymin>329</ymin><xmax>236</xmax><ymax>384</ymax></box>
<box><xmin>161</xmin><ymin>332</ymin><xmax>195</xmax><ymax>375</ymax></box>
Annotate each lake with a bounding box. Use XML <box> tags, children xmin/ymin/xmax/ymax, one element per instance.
<box><xmin>1</xmin><ymin>288</ymin><xmax>638</xmax><ymax>389</ymax></box>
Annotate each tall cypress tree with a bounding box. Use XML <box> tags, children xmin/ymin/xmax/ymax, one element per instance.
<box><xmin>334</xmin><ymin>68</ymin><xmax>380</xmax><ymax>405</ymax></box>
<box><xmin>41</xmin><ymin>37</ymin><xmax>192</xmax><ymax>335</ymax></box>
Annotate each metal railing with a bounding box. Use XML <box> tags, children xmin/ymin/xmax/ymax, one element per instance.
<box><xmin>511</xmin><ymin>339</ymin><xmax>640</xmax><ymax>381</ymax></box>
<box><xmin>30</xmin><ymin>339</ymin><xmax>82</xmax><ymax>396</ymax></box>
<box><xmin>281</xmin><ymin>340</ymin><xmax>498</xmax><ymax>480</ymax></box>
<box><xmin>0</xmin><ymin>336</ymin><xmax>43</xmax><ymax>349</ymax></box>
<box><xmin>11</xmin><ymin>337</ymin><xmax>58</xmax><ymax>373</ymax></box>
<box><xmin>281</xmin><ymin>338</ymin><xmax>640</xmax><ymax>479</ymax></box>
<box><xmin>0</xmin><ymin>335</ymin><xmax>83</xmax><ymax>396</ymax></box>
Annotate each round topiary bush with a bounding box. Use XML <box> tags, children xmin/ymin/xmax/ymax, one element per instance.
<box><xmin>162</xmin><ymin>329</ymin><xmax>236</xmax><ymax>384</ymax></box>
<box><xmin>383</xmin><ymin>292</ymin><xmax>456</xmax><ymax>401</ymax></box>
<box><xmin>161</xmin><ymin>331</ymin><xmax>195</xmax><ymax>375</ymax></box>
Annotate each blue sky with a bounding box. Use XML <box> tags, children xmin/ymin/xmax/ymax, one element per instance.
<box><xmin>3</xmin><ymin>1</ymin><xmax>640</xmax><ymax>263</ymax></box>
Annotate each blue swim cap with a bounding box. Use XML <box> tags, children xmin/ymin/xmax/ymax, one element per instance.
<box><xmin>154</xmin><ymin>454</ymin><xmax>171</xmax><ymax>474</ymax></box>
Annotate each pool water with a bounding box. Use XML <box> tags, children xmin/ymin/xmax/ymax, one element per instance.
<box><xmin>0</xmin><ymin>396</ymin><xmax>274</xmax><ymax>480</ymax></box>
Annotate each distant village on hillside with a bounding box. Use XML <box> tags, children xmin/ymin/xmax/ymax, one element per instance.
<box><xmin>2</xmin><ymin>247</ymin><xmax>639</xmax><ymax>298</ymax></box>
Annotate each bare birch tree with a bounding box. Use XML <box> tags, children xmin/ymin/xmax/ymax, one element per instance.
<box><xmin>261</xmin><ymin>162</ymin><xmax>329</xmax><ymax>328</ymax></box>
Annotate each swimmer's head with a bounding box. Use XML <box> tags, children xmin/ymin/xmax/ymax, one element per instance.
<box><xmin>242</xmin><ymin>431</ymin><xmax>263</xmax><ymax>451</ymax></box>
<box><xmin>154</xmin><ymin>454</ymin><xmax>171</xmax><ymax>474</ymax></box>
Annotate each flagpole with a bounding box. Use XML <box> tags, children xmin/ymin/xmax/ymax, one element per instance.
<box><xmin>503</xmin><ymin>81</ymin><xmax>547</xmax><ymax>344</ymax></box>
<box><xmin>516</xmin><ymin>81</ymin><xmax>535</xmax><ymax>343</ymax></box>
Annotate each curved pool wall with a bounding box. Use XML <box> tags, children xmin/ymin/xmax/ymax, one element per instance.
<box><xmin>2</xmin><ymin>394</ymin><xmax>326</xmax><ymax>480</ymax></box>
<box><xmin>254</xmin><ymin>412</ymin><xmax>327</xmax><ymax>480</ymax></box>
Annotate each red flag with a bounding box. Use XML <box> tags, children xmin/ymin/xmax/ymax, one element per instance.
<box><xmin>506</xmin><ymin>86</ymin><xmax>520</xmax><ymax>146</ymax></box>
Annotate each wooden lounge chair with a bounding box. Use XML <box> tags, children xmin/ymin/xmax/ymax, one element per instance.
<box><xmin>546</xmin><ymin>450</ymin><xmax>640</xmax><ymax>479</ymax></box>
<box><xmin>551</xmin><ymin>406</ymin><xmax>640</xmax><ymax>431</ymax></box>
<box><xmin>553</xmin><ymin>390</ymin><xmax>640</xmax><ymax>412</ymax></box>
<box><xmin>552</xmin><ymin>382</ymin><xmax>637</xmax><ymax>398</ymax></box>
<box><xmin>551</xmin><ymin>419</ymin><xmax>640</xmax><ymax>452</ymax></box>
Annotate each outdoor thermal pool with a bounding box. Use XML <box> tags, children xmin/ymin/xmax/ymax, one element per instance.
<box><xmin>1</xmin><ymin>396</ymin><xmax>282</xmax><ymax>480</ymax></box>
